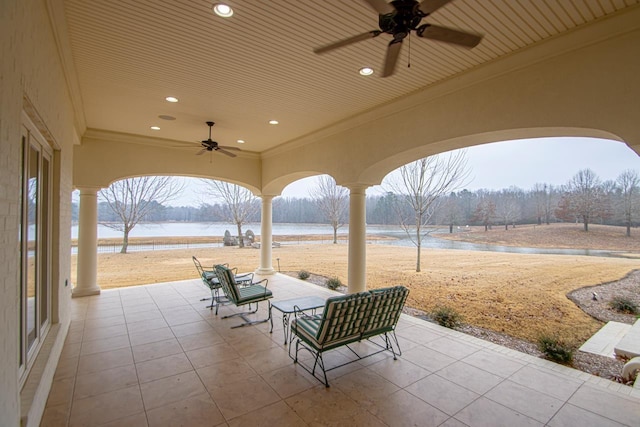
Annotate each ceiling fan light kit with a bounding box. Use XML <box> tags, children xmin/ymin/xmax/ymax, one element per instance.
<box><xmin>314</xmin><ymin>0</ymin><xmax>482</xmax><ymax>77</ymax></box>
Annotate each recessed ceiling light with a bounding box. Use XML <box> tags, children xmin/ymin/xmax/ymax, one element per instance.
<box><xmin>269</xmin><ymin>120</ymin><xmax>279</xmax><ymax>125</ymax></box>
<box><xmin>158</xmin><ymin>115</ymin><xmax>176</xmax><ymax>120</ymax></box>
<box><xmin>165</xmin><ymin>96</ymin><xmax>178</xmax><ymax>103</ymax></box>
<box><xmin>359</xmin><ymin>67</ymin><xmax>374</xmax><ymax>76</ymax></box>
<box><xmin>213</xmin><ymin>3</ymin><xmax>233</xmax><ymax>17</ymax></box>
<box><xmin>150</xmin><ymin>126</ymin><xmax>161</xmax><ymax>130</ymax></box>
<box><xmin>237</xmin><ymin>139</ymin><xmax>245</xmax><ymax>144</ymax></box>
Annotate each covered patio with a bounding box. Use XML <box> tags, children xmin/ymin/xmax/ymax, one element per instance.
<box><xmin>42</xmin><ymin>274</ymin><xmax>640</xmax><ymax>426</ymax></box>
<box><xmin>3</xmin><ymin>1</ymin><xmax>640</xmax><ymax>425</ymax></box>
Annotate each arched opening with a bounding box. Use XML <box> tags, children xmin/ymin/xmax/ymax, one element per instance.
<box><xmin>354</xmin><ymin>134</ymin><xmax>639</xmax><ymax>363</ymax></box>
<box><xmin>72</xmin><ymin>136</ymin><xmax>639</xmax><ymax>351</ymax></box>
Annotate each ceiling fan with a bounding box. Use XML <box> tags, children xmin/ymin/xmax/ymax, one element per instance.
<box><xmin>197</xmin><ymin>121</ymin><xmax>241</xmax><ymax>158</ymax></box>
<box><xmin>313</xmin><ymin>0</ymin><xmax>482</xmax><ymax>77</ymax></box>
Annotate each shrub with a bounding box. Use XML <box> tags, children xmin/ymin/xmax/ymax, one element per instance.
<box><xmin>431</xmin><ymin>306</ymin><xmax>463</xmax><ymax>329</ymax></box>
<box><xmin>325</xmin><ymin>277</ymin><xmax>342</xmax><ymax>290</ymax></box>
<box><xmin>297</xmin><ymin>270</ymin><xmax>310</xmax><ymax>280</ymax></box>
<box><xmin>538</xmin><ymin>335</ymin><xmax>573</xmax><ymax>365</ymax></box>
<box><xmin>609</xmin><ymin>296</ymin><xmax>638</xmax><ymax>314</ymax></box>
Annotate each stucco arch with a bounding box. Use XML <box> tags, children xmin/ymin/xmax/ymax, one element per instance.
<box><xmin>73</xmin><ymin>130</ymin><xmax>262</xmax><ymax>193</ymax></box>
<box><xmin>262</xmin><ymin>170</ymin><xmax>328</xmax><ymax>196</ymax></box>
<box><xmin>358</xmin><ymin>127</ymin><xmax>626</xmax><ymax>186</ymax></box>
<box><xmin>92</xmin><ymin>173</ymin><xmax>262</xmax><ymax>197</ymax></box>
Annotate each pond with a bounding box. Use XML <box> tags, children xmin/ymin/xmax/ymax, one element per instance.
<box><xmin>71</xmin><ymin>222</ymin><xmax>626</xmax><ymax>258</ymax></box>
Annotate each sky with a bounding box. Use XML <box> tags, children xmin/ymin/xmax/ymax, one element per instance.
<box><xmin>169</xmin><ymin>137</ymin><xmax>640</xmax><ymax>206</ymax></box>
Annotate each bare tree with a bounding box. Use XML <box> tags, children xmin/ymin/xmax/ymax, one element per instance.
<box><xmin>200</xmin><ymin>180</ymin><xmax>259</xmax><ymax>247</ymax></box>
<box><xmin>532</xmin><ymin>183</ymin><xmax>557</xmax><ymax>225</ymax></box>
<box><xmin>441</xmin><ymin>192</ymin><xmax>460</xmax><ymax>233</ymax></box>
<box><xmin>564</xmin><ymin>169</ymin><xmax>605</xmax><ymax>232</ymax></box>
<box><xmin>384</xmin><ymin>151</ymin><xmax>470</xmax><ymax>272</ymax></box>
<box><xmin>495</xmin><ymin>188</ymin><xmax>522</xmax><ymax>230</ymax></box>
<box><xmin>100</xmin><ymin>176</ymin><xmax>184</xmax><ymax>253</ymax></box>
<box><xmin>311</xmin><ymin>175</ymin><xmax>348</xmax><ymax>244</ymax></box>
<box><xmin>472</xmin><ymin>191</ymin><xmax>496</xmax><ymax>231</ymax></box>
<box><xmin>616</xmin><ymin>170</ymin><xmax>640</xmax><ymax>237</ymax></box>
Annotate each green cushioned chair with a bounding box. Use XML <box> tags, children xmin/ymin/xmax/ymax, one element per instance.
<box><xmin>192</xmin><ymin>256</ymin><xmax>254</xmax><ymax>314</ymax></box>
<box><xmin>214</xmin><ymin>264</ymin><xmax>273</xmax><ymax>328</ymax></box>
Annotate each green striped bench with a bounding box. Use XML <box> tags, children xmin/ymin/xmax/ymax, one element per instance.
<box><xmin>290</xmin><ymin>286</ymin><xmax>409</xmax><ymax>386</ymax></box>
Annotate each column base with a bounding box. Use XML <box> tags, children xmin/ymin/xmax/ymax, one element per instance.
<box><xmin>255</xmin><ymin>267</ymin><xmax>276</xmax><ymax>275</ymax></box>
<box><xmin>72</xmin><ymin>285</ymin><xmax>101</xmax><ymax>297</ymax></box>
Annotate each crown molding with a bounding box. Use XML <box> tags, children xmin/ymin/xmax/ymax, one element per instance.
<box><xmin>46</xmin><ymin>0</ymin><xmax>87</xmax><ymax>139</ymax></box>
<box><xmin>82</xmin><ymin>128</ymin><xmax>260</xmax><ymax>160</ymax></box>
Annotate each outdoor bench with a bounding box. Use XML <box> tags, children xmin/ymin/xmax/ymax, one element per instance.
<box><xmin>290</xmin><ymin>285</ymin><xmax>409</xmax><ymax>386</ymax></box>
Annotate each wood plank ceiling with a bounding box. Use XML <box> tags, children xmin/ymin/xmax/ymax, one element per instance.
<box><xmin>62</xmin><ymin>0</ymin><xmax>639</xmax><ymax>153</ymax></box>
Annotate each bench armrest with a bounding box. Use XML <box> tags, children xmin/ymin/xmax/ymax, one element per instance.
<box><xmin>292</xmin><ymin>304</ymin><xmax>319</xmax><ymax>320</ymax></box>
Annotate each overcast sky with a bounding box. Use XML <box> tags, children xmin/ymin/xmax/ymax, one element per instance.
<box><xmin>171</xmin><ymin>137</ymin><xmax>640</xmax><ymax>205</ymax></box>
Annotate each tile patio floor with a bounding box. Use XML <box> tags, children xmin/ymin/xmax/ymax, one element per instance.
<box><xmin>42</xmin><ymin>274</ymin><xmax>640</xmax><ymax>426</ymax></box>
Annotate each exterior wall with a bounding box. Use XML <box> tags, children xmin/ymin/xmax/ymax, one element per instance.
<box><xmin>1</xmin><ymin>0</ymin><xmax>76</xmax><ymax>425</ymax></box>
<box><xmin>261</xmin><ymin>10</ymin><xmax>640</xmax><ymax>193</ymax></box>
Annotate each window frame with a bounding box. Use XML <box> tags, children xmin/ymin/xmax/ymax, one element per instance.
<box><xmin>18</xmin><ymin>116</ymin><xmax>53</xmax><ymax>386</ymax></box>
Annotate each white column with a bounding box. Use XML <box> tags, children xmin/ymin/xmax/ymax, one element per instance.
<box><xmin>347</xmin><ymin>185</ymin><xmax>368</xmax><ymax>293</ymax></box>
<box><xmin>73</xmin><ymin>187</ymin><xmax>101</xmax><ymax>297</ymax></box>
<box><xmin>256</xmin><ymin>195</ymin><xmax>275</xmax><ymax>275</ymax></box>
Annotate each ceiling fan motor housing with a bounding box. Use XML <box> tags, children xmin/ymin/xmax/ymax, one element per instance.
<box><xmin>380</xmin><ymin>0</ymin><xmax>425</xmax><ymax>36</ymax></box>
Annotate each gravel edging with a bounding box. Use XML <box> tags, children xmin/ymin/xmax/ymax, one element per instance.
<box><xmin>567</xmin><ymin>269</ymin><xmax>640</xmax><ymax>324</ymax></box>
<box><xmin>284</xmin><ymin>270</ymin><xmax>640</xmax><ymax>385</ymax></box>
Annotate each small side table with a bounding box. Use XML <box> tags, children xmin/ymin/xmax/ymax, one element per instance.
<box><xmin>269</xmin><ymin>296</ymin><xmax>326</xmax><ymax>345</ymax></box>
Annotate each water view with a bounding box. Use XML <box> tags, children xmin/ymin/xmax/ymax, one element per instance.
<box><xmin>71</xmin><ymin>222</ymin><xmax>622</xmax><ymax>258</ymax></box>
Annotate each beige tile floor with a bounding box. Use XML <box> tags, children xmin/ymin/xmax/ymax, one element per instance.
<box><xmin>42</xmin><ymin>274</ymin><xmax>640</xmax><ymax>426</ymax></box>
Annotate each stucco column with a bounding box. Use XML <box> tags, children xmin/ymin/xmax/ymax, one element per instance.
<box><xmin>347</xmin><ymin>185</ymin><xmax>368</xmax><ymax>293</ymax></box>
<box><xmin>256</xmin><ymin>195</ymin><xmax>275</xmax><ymax>275</ymax></box>
<box><xmin>73</xmin><ymin>187</ymin><xmax>101</xmax><ymax>297</ymax></box>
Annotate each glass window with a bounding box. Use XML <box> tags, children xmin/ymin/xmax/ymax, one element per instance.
<box><xmin>19</xmin><ymin>118</ymin><xmax>53</xmax><ymax>380</ymax></box>
<box><xmin>26</xmin><ymin>144</ymin><xmax>39</xmax><ymax>353</ymax></box>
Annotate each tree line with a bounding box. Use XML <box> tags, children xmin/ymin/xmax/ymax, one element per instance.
<box><xmin>86</xmin><ymin>168</ymin><xmax>639</xmax><ymax>233</ymax></box>
<box><xmin>83</xmin><ymin>158</ymin><xmax>638</xmax><ymax>273</ymax></box>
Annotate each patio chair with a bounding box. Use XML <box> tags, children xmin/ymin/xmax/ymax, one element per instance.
<box><xmin>192</xmin><ymin>256</ymin><xmax>254</xmax><ymax>314</ymax></box>
<box><xmin>214</xmin><ymin>264</ymin><xmax>273</xmax><ymax>328</ymax></box>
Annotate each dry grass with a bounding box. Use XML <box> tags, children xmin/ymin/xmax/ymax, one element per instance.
<box><xmin>71</xmin><ymin>224</ymin><xmax>640</xmax><ymax>345</ymax></box>
<box><xmin>438</xmin><ymin>223</ymin><xmax>640</xmax><ymax>252</ymax></box>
